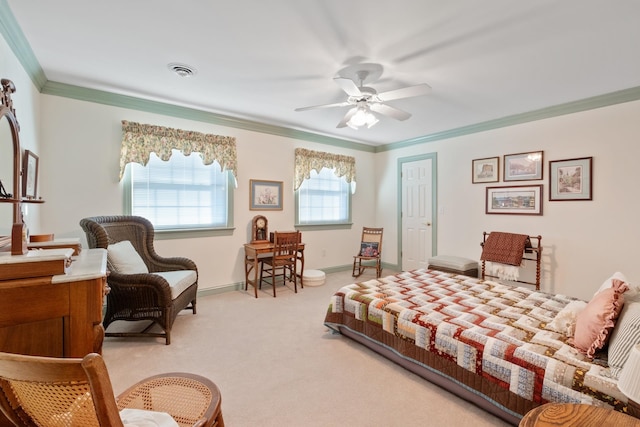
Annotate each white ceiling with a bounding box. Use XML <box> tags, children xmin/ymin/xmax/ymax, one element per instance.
<box><xmin>6</xmin><ymin>0</ymin><xmax>640</xmax><ymax>146</ymax></box>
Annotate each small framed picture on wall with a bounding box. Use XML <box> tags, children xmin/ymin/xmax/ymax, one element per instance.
<box><xmin>504</xmin><ymin>151</ymin><xmax>543</xmax><ymax>181</ymax></box>
<box><xmin>472</xmin><ymin>157</ymin><xmax>499</xmax><ymax>183</ymax></box>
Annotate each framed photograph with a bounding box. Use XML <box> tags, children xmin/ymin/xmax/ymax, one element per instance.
<box><xmin>472</xmin><ymin>157</ymin><xmax>499</xmax><ymax>183</ymax></box>
<box><xmin>22</xmin><ymin>149</ymin><xmax>39</xmax><ymax>199</ymax></box>
<box><xmin>549</xmin><ymin>157</ymin><xmax>592</xmax><ymax>201</ymax></box>
<box><xmin>250</xmin><ymin>179</ymin><xmax>283</xmax><ymax>210</ymax></box>
<box><xmin>504</xmin><ymin>151</ymin><xmax>543</xmax><ymax>181</ymax></box>
<box><xmin>486</xmin><ymin>184</ymin><xmax>543</xmax><ymax>215</ymax></box>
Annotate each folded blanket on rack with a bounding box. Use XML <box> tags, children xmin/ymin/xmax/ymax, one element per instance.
<box><xmin>485</xmin><ymin>261</ymin><xmax>521</xmax><ymax>281</ymax></box>
<box><xmin>480</xmin><ymin>231</ymin><xmax>530</xmax><ymax>266</ymax></box>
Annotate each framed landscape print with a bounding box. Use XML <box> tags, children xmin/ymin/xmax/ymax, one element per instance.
<box><xmin>250</xmin><ymin>179</ymin><xmax>283</xmax><ymax>210</ymax></box>
<box><xmin>504</xmin><ymin>151</ymin><xmax>543</xmax><ymax>181</ymax></box>
<box><xmin>472</xmin><ymin>157</ymin><xmax>499</xmax><ymax>183</ymax></box>
<box><xmin>549</xmin><ymin>157</ymin><xmax>592</xmax><ymax>201</ymax></box>
<box><xmin>485</xmin><ymin>184</ymin><xmax>543</xmax><ymax>215</ymax></box>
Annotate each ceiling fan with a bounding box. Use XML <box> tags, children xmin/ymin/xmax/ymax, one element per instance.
<box><xmin>295</xmin><ymin>63</ymin><xmax>431</xmax><ymax>129</ymax></box>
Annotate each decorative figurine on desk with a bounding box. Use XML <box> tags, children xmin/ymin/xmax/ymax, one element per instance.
<box><xmin>251</xmin><ymin>215</ymin><xmax>269</xmax><ymax>243</ymax></box>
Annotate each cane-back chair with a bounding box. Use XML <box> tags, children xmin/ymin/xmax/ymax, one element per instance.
<box><xmin>352</xmin><ymin>227</ymin><xmax>383</xmax><ymax>278</ymax></box>
<box><xmin>0</xmin><ymin>351</ymin><xmax>224</xmax><ymax>427</ymax></box>
<box><xmin>80</xmin><ymin>215</ymin><xmax>198</xmax><ymax>345</ymax></box>
<box><xmin>259</xmin><ymin>231</ymin><xmax>301</xmax><ymax>297</ymax></box>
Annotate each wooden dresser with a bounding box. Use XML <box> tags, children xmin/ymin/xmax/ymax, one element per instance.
<box><xmin>0</xmin><ymin>248</ymin><xmax>108</xmax><ymax>357</ymax></box>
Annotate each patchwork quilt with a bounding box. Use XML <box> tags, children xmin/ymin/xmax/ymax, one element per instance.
<box><xmin>324</xmin><ymin>269</ymin><xmax>628</xmax><ymax>417</ymax></box>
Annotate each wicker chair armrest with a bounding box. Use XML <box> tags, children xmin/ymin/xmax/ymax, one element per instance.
<box><xmin>106</xmin><ymin>272</ymin><xmax>173</xmax><ymax>300</ymax></box>
<box><xmin>147</xmin><ymin>255</ymin><xmax>198</xmax><ymax>273</ymax></box>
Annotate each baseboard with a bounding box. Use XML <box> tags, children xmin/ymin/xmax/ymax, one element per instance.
<box><xmin>196</xmin><ymin>261</ymin><xmax>400</xmax><ymax>297</ymax></box>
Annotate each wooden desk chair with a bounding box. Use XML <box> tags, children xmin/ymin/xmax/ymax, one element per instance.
<box><xmin>0</xmin><ymin>351</ymin><xmax>224</xmax><ymax>427</ymax></box>
<box><xmin>259</xmin><ymin>231</ymin><xmax>301</xmax><ymax>297</ymax></box>
<box><xmin>352</xmin><ymin>227</ymin><xmax>383</xmax><ymax>278</ymax></box>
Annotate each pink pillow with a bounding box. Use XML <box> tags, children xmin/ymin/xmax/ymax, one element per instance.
<box><xmin>571</xmin><ymin>279</ymin><xmax>628</xmax><ymax>358</ymax></box>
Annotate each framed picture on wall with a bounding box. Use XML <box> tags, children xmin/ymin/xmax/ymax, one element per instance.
<box><xmin>250</xmin><ymin>179</ymin><xmax>283</xmax><ymax>210</ymax></box>
<box><xmin>503</xmin><ymin>151</ymin><xmax>543</xmax><ymax>181</ymax></box>
<box><xmin>472</xmin><ymin>157</ymin><xmax>499</xmax><ymax>183</ymax></box>
<box><xmin>485</xmin><ymin>184</ymin><xmax>543</xmax><ymax>215</ymax></box>
<box><xmin>549</xmin><ymin>157</ymin><xmax>592</xmax><ymax>201</ymax></box>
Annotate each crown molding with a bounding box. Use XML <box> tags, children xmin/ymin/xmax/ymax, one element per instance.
<box><xmin>377</xmin><ymin>86</ymin><xmax>640</xmax><ymax>153</ymax></box>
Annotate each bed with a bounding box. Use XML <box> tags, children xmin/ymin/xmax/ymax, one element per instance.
<box><xmin>324</xmin><ymin>269</ymin><xmax>636</xmax><ymax>425</ymax></box>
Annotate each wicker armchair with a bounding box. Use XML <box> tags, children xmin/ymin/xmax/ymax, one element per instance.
<box><xmin>80</xmin><ymin>215</ymin><xmax>198</xmax><ymax>345</ymax></box>
<box><xmin>0</xmin><ymin>351</ymin><xmax>224</xmax><ymax>427</ymax></box>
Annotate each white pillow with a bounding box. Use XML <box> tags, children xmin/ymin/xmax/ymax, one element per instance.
<box><xmin>107</xmin><ymin>240</ymin><xmax>149</xmax><ymax>274</ymax></box>
<box><xmin>594</xmin><ymin>272</ymin><xmax>640</xmax><ymax>300</ymax></box>
<box><xmin>546</xmin><ymin>300</ymin><xmax>588</xmax><ymax>337</ymax></box>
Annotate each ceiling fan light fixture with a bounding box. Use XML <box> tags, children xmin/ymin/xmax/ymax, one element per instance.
<box><xmin>347</xmin><ymin>105</ymin><xmax>378</xmax><ymax>130</ymax></box>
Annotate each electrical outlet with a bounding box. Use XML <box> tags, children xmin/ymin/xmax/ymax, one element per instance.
<box><xmin>322</xmin><ymin>249</ymin><xmax>326</xmax><ymax>257</ymax></box>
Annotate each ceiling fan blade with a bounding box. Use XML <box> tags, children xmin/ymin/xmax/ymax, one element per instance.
<box><xmin>333</xmin><ymin>77</ymin><xmax>362</xmax><ymax>96</ymax></box>
<box><xmin>336</xmin><ymin>107</ymin><xmax>358</xmax><ymax>128</ymax></box>
<box><xmin>295</xmin><ymin>101</ymin><xmax>350</xmax><ymax>112</ymax></box>
<box><xmin>376</xmin><ymin>83</ymin><xmax>431</xmax><ymax>102</ymax></box>
<box><xmin>370</xmin><ymin>103</ymin><xmax>412</xmax><ymax>121</ymax></box>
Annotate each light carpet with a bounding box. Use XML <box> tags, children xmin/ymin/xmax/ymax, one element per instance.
<box><xmin>102</xmin><ymin>270</ymin><xmax>513</xmax><ymax>427</ymax></box>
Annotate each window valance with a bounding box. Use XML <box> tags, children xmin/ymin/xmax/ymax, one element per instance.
<box><xmin>119</xmin><ymin>120</ymin><xmax>237</xmax><ymax>181</ymax></box>
<box><xmin>294</xmin><ymin>148</ymin><xmax>356</xmax><ymax>192</ymax></box>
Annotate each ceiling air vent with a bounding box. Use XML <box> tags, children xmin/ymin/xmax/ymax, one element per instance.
<box><xmin>167</xmin><ymin>63</ymin><xmax>197</xmax><ymax>77</ymax></box>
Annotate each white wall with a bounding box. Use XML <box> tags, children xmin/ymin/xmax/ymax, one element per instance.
<box><xmin>376</xmin><ymin>100</ymin><xmax>640</xmax><ymax>300</ymax></box>
<box><xmin>5</xmin><ymin>31</ymin><xmax>640</xmax><ymax>300</ymax></box>
<box><xmin>36</xmin><ymin>95</ymin><xmax>377</xmax><ymax>290</ymax></box>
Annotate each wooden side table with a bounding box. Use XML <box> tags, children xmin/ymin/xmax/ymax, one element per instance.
<box><xmin>520</xmin><ymin>403</ymin><xmax>640</xmax><ymax>427</ymax></box>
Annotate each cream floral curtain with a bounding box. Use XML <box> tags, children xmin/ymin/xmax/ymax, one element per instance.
<box><xmin>294</xmin><ymin>148</ymin><xmax>356</xmax><ymax>193</ymax></box>
<box><xmin>119</xmin><ymin>120</ymin><xmax>238</xmax><ymax>183</ymax></box>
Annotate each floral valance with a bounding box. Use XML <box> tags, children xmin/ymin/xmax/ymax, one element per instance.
<box><xmin>294</xmin><ymin>148</ymin><xmax>356</xmax><ymax>192</ymax></box>
<box><xmin>119</xmin><ymin>120</ymin><xmax>237</xmax><ymax>181</ymax></box>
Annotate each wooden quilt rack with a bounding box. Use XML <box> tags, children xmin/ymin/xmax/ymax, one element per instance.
<box><xmin>480</xmin><ymin>231</ymin><xmax>542</xmax><ymax>290</ymax></box>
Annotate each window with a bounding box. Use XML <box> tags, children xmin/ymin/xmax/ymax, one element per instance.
<box><xmin>296</xmin><ymin>167</ymin><xmax>351</xmax><ymax>225</ymax></box>
<box><xmin>126</xmin><ymin>150</ymin><xmax>233</xmax><ymax>230</ymax></box>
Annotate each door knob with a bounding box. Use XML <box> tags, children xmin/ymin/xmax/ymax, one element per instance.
<box><xmin>424</xmin><ymin>222</ymin><xmax>431</xmax><ymax>227</ymax></box>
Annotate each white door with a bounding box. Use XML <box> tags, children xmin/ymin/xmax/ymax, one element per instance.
<box><xmin>401</xmin><ymin>157</ymin><xmax>435</xmax><ymax>271</ymax></box>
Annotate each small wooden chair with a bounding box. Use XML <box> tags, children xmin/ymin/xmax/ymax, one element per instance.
<box><xmin>259</xmin><ymin>231</ymin><xmax>301</xmax><ymax>297</ymax></box>
<box><xmin>352</xmin><ymin>227</ymin><xmax>383</xmax><ymax>278</ymax></box>
<box><xmin>0</xmin><ymin>351</ymin><xmax>224</xmax><ymax>427</ymax></box>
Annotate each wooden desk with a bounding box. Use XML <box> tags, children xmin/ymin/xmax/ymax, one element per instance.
<box><xmin>0</xmin><ymin>249</ymin><xmax>108</xmax><ymax>357</ymax></box>
<box><xmin>519</xmin><ymin>403</ymin><xmax>640</xmax><ymax>427</ymax></box>
<box><xmin>243</xmin><ymin>241</ymin><xmax>305</xmax><ymax>298</ymax></box>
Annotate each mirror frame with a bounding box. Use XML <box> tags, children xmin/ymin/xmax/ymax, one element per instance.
<box><xmin>1</xmin><ymin>78</ymin><xmax>26</xmax><ymax>254</ymax></box>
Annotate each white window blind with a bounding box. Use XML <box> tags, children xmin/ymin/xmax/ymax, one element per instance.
<box><xmin>129</xmin><ymin>150</ymin><xmax>231</xmax><ymax>230</ymax></box>
<box><xmin>297</xmin><ymin>167</ymin><xmax>350</xmax><ymax>225</ymax></box>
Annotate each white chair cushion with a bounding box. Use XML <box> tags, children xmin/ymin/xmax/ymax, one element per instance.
<box><xmin>154</xmin><ymin>270</ymin><xmax>197</xmax><ymax>299</ymax></box>
<box><xmin>120</xmin><ymin>408</ymin><xmax>179</xmax><ymax>427</ymax></box>
<box><xmin>107</xmin><ymin>240</ymin><xmax>149</xmax><ymax>274</ymax></box>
